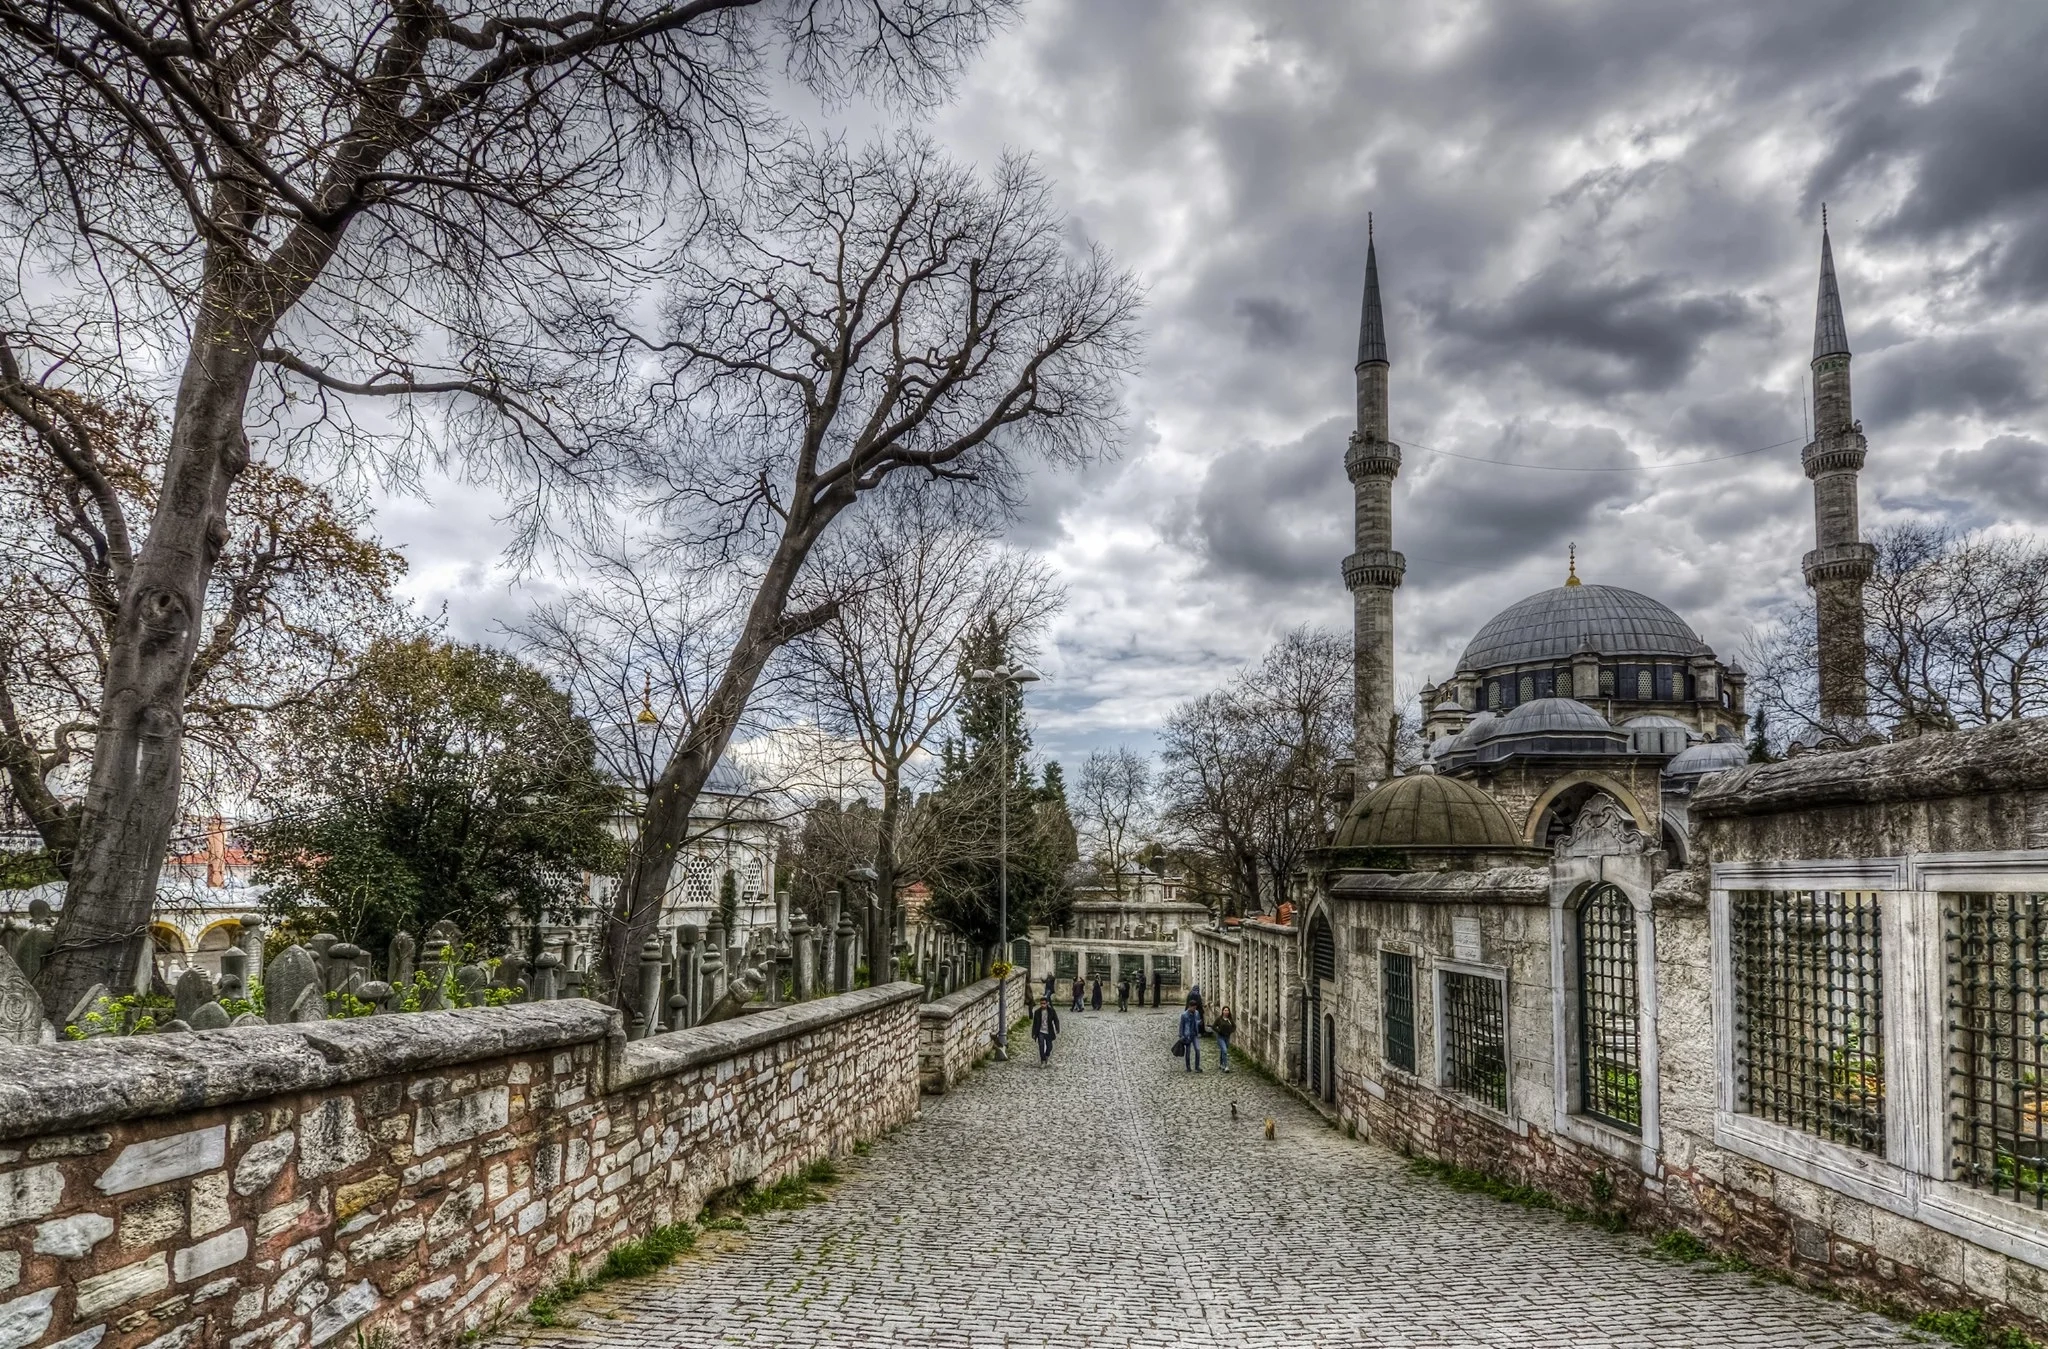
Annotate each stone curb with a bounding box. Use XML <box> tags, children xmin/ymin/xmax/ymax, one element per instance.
<box><xmin>610</xmin><ymin>982</ymin><xmax>923</xmax><ymax>1090</ymax></box>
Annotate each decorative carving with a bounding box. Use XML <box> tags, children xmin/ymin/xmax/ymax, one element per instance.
<box><xmin>1557</xmin><ymin>795</ymin><xmax>1646</xmax><ymax>859</ymax></box>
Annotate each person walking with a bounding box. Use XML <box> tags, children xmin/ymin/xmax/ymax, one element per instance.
<box><xmin>1151</xmin><ymin>970</ymin><xmax>1162</xmax><ymax>1008</ymax></box>
<box><xmin>1031</xmin><ymin>996</ymin><xmax>1061</xmax><ymax>1065</ymax></box>
<box><xmin>1091</xmin><ymin>977</ymin><xmax>1104</xmax><ymax>1011</ymax></box>
<box><xmin>1178</xmin><ymin>1001</ymin><xmax>1203</xmax><ymax>1073</ymax></box>
<box><xmin>1116</xmin><ymin>978</ymin><xmax>1129</xmax><ymax>1012</ymax></box>
<box><xmin>1042</xmin><ymin>973</ymin><xmax>1056</xmax><ymax>1004</ymax></box>
<box><xmin>1213</xmin><ymin>1004</ymin><xmax>1236</xmax><ymax>1073</ymax></box>
<box><xmin>1186</xmin><ymin>983</ymin><xmax>1206</xmax><ymax>1034</ymax></box>
<box><xmin>1071</xmin><ymin>977</ymin><xmax>1085</xmax><ymax>1013</ymax></box>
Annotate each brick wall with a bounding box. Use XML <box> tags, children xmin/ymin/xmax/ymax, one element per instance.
<box><xmin>0</xmin><ymin>983</ymin><xmax>922</xmax><ymax>1349</ymax></box>
<box><xmin>916</xmin><ymin>973</ymin><xmax>1026</xmax><ymax>1094</ymax></box>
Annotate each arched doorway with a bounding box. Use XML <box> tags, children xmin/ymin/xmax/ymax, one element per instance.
<box><xmin>1306</xmin><ymin>911</ymin><xmax>1336</xmax><ymax>1098</ymax></box>
<box><xmin>149</xmin><ymin>924</ymin><xmax>190</xmax><ymax>985</ymax></box>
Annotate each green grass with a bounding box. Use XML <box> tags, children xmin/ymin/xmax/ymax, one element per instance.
<box><xmin>527</xmin><ymin>1221</ymin><xmax>699</xmax><ymax>1326</ymax></box>
<box><xmin>1911</xmin><ymin>1309</ymin><xmax>2042</xmax><ymax>1349</ymax></box>
<box><xmin>1650</xmin><ymin>1229</ymin><xmax>1711</xmax><ymax>1262</ymax></box>
<box><xmin>1405</xmin><ymin>1156</ymin><xmax>1628</xmax><ymax>1233</ymax></box>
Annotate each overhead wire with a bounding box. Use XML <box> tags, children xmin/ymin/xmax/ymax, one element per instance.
<box><xmin>1397</xmin><ymin>434</ymin><xmax>1802</xmax><ymax>472</ymax></box>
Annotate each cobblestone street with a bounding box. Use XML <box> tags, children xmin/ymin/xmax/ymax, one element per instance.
<box><xmin>501</xmin><ymin>1006</ymin><xmax>1919</xmax><ymax>1348</ymax></box>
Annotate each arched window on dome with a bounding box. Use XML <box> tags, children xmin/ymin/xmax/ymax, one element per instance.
<box><xmin>1519</xmin><ymin>674</ymin><xmax>1535</xmax><ymax>703</ymax></box>
<box><xmin>1599</xmin><ymin>667</ymin><xmax>1616</xmax><ymax>697</ymax></box>
<box><xmin>1636</xmin><ymin>670</ymin><xmax>1654</xmax><ymax>700</ymax></box>
<box><xmin>1488</xmin><ymin>682</ymin><xmax>1502</xmax><ymax>710</ymax></box>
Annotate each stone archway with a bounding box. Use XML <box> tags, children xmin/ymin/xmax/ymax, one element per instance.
<box><xmin>1523</xmin><ymin>771</ymin><xmax>1651</xmax><ymax>847</ymax></box>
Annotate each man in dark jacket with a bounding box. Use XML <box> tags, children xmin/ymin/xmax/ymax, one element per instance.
<box><xmin>1032</xmin><ymin>997</ymin><xmax>1061</xmax><ymax>1064</ymax></box>
<box><xmin>1178</xmin><ymin>1002</ymin><xmax>1202</xmax><ymax>1073</ymax></box>
<box><xmin>1071</xmin><ymin>977</ymin><xmax>1085</xmax><ymax>1013</ymax></box>
<box><xmin>1042</xmin><ymin>973</ymin><xmax>1056</xmax><ymax>1003</ymax></box>
<box><xmin>1116</xmin><ymin>978</ymin><xmax>1129</xmax><ymax>1012</ymax></box>
<box><xmin>1213</xmin><ymin>1004</ymin><xmax>1237</xmax><ymax>1073</ymax></box>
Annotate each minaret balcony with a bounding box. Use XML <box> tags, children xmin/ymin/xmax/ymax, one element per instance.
<box><xmin>1802</xmin><ymin>541</ymin><xmax>1876</xmax><ymax>586</ymax></box>
<box><xmin>1345</xmin><ymin>434</ymin><xmax>1402</xmax><ymax>482</ymax></box>
<box><xmin>1343</xmin><ymin>549</ymin><xmax>1407</xmax><ymax>591</ymax></box>
<box><xmin>1801</xmin><ymin>430</ymin><xmax>1867</xmax><ymax>478</ymax></box>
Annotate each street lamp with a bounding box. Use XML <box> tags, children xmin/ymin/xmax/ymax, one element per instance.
<box><xmin>969</xmin><ymin>663</ymin><xmax>1040</xmax><ymax>1061</ymax></box>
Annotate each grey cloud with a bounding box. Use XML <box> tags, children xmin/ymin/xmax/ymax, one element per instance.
<box><xmin>1429</xmin><ymin>266</ymin><xmax>1754</xmax><ymax>397</ymax></box>
<box><xmin>1861</xmin><ymin>334</ymin><xmax>2036</xmax><ymax>427</ymax></box>
<box><xmin>1192</xmin><ymin>417</ymin><xmax>1348</xmax><ymax>588</ymax></box>
<box><xmin>1401</xmin><ymin>423</ymin><xmax>1638</xmax><ymax>574</ymax></box>
<box><xmin>1930</xmin><ymin>435</ymin><xmax>2048</xmax><ymax>522</ymax></box>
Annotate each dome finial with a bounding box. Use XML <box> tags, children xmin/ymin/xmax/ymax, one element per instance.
<box><xmin>636</xmin><ymin>671</ymin><xmax>659</xmax><ymax>726</ymax></box>
<box><xmin>1565</xmin><ymin>542</ymin><xmax>1581</xmax><ymax>587</ymax></box>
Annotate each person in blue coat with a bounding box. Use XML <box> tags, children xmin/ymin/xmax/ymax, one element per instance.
<box><xmin>1178</xmin><ymin>1002</ymin><xmax>1203</xmax><ymax>1073</ymax></box>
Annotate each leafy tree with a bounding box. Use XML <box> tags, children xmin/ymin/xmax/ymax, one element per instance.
<box><xmin>250</xmin><ymin>639</ymin><xmax>623</xmax><ymax>957</ymax></box>
<box><xmin>921</xmin><ymin>619</ymin><xmax>1078</xmax><ymax>952</ymax></box>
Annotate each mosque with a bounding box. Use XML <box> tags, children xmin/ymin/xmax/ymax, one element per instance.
<box><xmin>1332</xmin><ymin>216</ymin><xmax>1872</xmax><ymax>866</ymax></box>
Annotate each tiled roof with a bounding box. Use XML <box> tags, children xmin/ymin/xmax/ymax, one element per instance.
<box><xmin>1458</xmin><ymin>583</ymin><xmax>1711</xmax><ymax>671</ymax></box>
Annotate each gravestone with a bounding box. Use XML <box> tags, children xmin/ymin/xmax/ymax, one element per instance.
<box><xmin>229</xmin><ymin>1012</ymin><xmax>264</xmax><ymax>1028</ymax></box>
<box><xmin>497</xmin><ymin>951</ymin><xmax>528</xmax><ymax>999</ymax></box>
<box><xmin>265</xmin><ymin>945</ymin><xmax>320</xmax><ymax>1026</ymax></box>
<box><xmin>530</xmin><ymin>952</ymin><xmax>561</xmax><ymax>1002</ymax></box>
<box><xmin>218</xmin><ymin>947</ymin><xmax>248</xmax><ymax>1000</ymax></box>
<box><xmin>327</xmin><ymin>941</ymin><xmax>365</xmax><ymax>995</ymax></box>
<box><xmin>0</xmin><ymin>943</ymin><xmax>51</xmax><ymax>1044</ymax></box>
<box><xmin>425</xmin><ymin>919</ymin><xmax>463</xmax><ymax>952</ymax></box>
<box><xmin>10</xmin><ymin>926</ymin><xmax>53</xmax><ymax>985</ymax></box>
<box><xmin>239</xmin><ymin>918</ymin><xmax>266</xmax><ymax>983</ymax></box>
<box><xmin>454</xmin><ymin>964</ymin><xmax>490</xmax><ymax>1007</ymax></box>
<box><xmin>65</xmin><ymin>985</ymin><xmax>111</xmax><ymax>1036</ymax></box>
<box><xmin>357</xmin><ymin>980</ymin><xmax>393</xmax><ymax>1014</ymax></box>
<box><xmin>290</xmin><ymin>983</ymin><xmax>326</xmax><ymax>1023</ymax></box>
<box><xmin>188</xmin><ymin>1001</ymin><xmax>231</xmax><ymax>1031</ymax></box>
<box><xmin>174</xmin><ymin>966</ymin><xmax>216</xmax><ymax>1024</ymax></box>
<box><xmin>388</xmin><ymin>931</ymin><xmax>417</xmax><ymax>988</ymax></box>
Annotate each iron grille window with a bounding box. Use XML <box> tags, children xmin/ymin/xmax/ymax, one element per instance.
<box><xmin>1731</xmin><ymin>889</ymin><xmax>1884</xmax><ymax>1156</ymax></box>
<box><xmin>1441</xmin><ymin>971</ymin><xmax>1508</xmax><ymax>1112</ymax></box>
<box><xmin>1577</xmin><ymin>886</ymin><xmax>1641</xmax><ymax>1131</ymax></box>
<box><xmin>1949</xmin><ymin>893</ymin><xmax>2048</xmax><ymax>1207</ymax></box>
<box><xmin>1382</xmin><ymin>950</ymin><xmax>1416</xmax><ymax>1073</ymax></box>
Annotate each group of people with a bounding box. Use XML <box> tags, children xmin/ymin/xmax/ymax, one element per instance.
<box><xmin>1026</xmin><ymin>974</ymin><xmax>1235</xmax><ymax>1073</ymax></box>
<box><xmin>1040</xmin><ymin>971</ymin><xmax>1165</xmax><ymax>1014</ymax></box>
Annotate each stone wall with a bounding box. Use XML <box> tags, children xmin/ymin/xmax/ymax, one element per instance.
<box><xmin>917</xmin><ymin>973</ymin><xmax>1026</xmax><ymax>1094</ymax></box>
<box><xmin>1228</xmin><ymin>921</ymin><xmax>1302</xmax><ymax>1081</ymax></box>
<box><xmin>0</xmin><ymin>983</ymin><xmax>922</xmax><ymax>1349</ymax></box>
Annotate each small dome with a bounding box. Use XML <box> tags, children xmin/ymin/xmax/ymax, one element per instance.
<box><xmin>1498</xmin><ymin>697</ymin><xmax>1612</xmax><ymax>735</ymax></box>
<box><xmin>1621</xmin><ymin>714</ymin><xmax>1691</xmax><ymax>732</ymax></box>
<box><xmin>1459</xmin><ymin>583</ymin><xmax>1711</xmax><ymax>671</ymax></box>
<box><xmin>1432</xmin><ymin>698</ymin><xmax>1465</xmax><ymax>713</ymax></box>
<box><xmin>1664</xmin><ymin>741</ymin><xmax>1750</xmax><ymax>778</ymax></box>
<box><xmin>1333</xmin><ymin>773</ymin><xmax>1520</xmax><ymax>850</ymax></box>
<box><xmin>1451</xmin><ymin>711</ymin><xmax>1499</xmax><ymax>747</ymax></box>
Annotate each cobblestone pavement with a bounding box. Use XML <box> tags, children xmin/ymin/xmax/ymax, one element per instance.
<box><xmin>500</xmin><ymin>1006</ymin><xmax>1919</xmax><ymax>1348</ymax></box>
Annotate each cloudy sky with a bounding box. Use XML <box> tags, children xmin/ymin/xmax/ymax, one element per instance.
<box><xmin>389</xmin><ymin>0</ymin><xmax>2048</xmax><ymax>766</ymax></box>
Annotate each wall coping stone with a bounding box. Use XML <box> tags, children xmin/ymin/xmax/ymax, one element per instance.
<box><xmin>1241</xmin><ymin>919</ymin><xmax>1297</xmax><ymax>936</ymax></box>
<box><xmin>917</xmin><ymin>975</ymin><xmax>1008</xmax><ymax>1021</ymax></box>
<box><xmin>0</xmin><ymin>1000</ymin><xmax>617</xmax><ymax>1141</ymax></box>
<box><xmin>1329</xmin><ymin>865</ymin><xmax>1551</xmax><ymax>904</ymax></box>
<box><xmin>611</xmin><ymin>982</ymin><xmax>922</xmax><ymax>1090</ymax></box>
<box><xmin>1693</xmin><ymin>717</ymin><xmax>2048</xmax><ymax>819</ymax></box>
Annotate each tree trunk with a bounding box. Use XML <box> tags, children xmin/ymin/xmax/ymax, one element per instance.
<box><xmin>36</xmin><ymin>331</ymin><xmax>257</xmax><ymax>1017</ymax></box>
<box><xmin>600</xmin><ymin>514</ymin><xmax>838</xmax><ymax>997</ymax></box>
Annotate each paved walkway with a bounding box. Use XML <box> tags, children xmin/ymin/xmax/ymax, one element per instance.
<box><xmin>500</xmin><ymin>1006</ymin><xmax>1918</xmax><ymax>1348</ymax></box>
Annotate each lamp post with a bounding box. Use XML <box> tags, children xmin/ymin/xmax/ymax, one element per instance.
<box><xmin>969</xmin><ymin>663</ymin><xmax>1040</xmax><ymax>1061</ymax></box>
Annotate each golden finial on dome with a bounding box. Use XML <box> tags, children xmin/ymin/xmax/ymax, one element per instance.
<box><xmin>636</xmin><ymin>671</ymin><xmax>659</xmax><ymax>726</ymax></box>
<box><xmin>1565</xmin><ymin>542</ymin><xmax>1581</xmax><ymax>587</ymax></box>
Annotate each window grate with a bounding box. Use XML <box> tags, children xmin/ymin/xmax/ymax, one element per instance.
<box><xmin>1382</xmin><ymin>950</ymin><xmax>1416</xmax><ymax>1073</ymax></box>
<box><xmin>1731</xmin><ymin>889</ymin><xmax>1884</xmax><ymax>1156</ymax></box>
<box><xmin>1577</xmin><ymin>886</ymin><xmax>1641</xmax><ymax>1131</ymax></box>
<box><xmin>1441</xmin><ymin>971</ymin><xmax>1508</xmax><ymax>1112</ymax></box>
<box><xmin>1948</xmin><ymin>893</ymin><xmax>2048</xmax><ymax>1208</ymax></box>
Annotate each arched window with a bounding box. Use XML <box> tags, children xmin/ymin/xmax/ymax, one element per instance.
<box><xmin>1599</xmin><ymin>667</ymin><xmax>1616</xmax><ymax>697</ymax></box>
<box><xmin>1518</xmin><ymin>674</ymin><xmax>1535</xmax><ymax>703</ymax></box>
<box><xmin>1488</xmin><ymin>682</ymin><xmax>1502</xmax><ymax>709</ymax></box>
<box><xmin>1636</xmin><ymin>669</ymin><xmax>1654</xmax><ymax>700</ymax></box>
<box><xmin>1577</xmin><ymin>885</ymin><xmax>1641</xmax><ymax>1131</ymax></box>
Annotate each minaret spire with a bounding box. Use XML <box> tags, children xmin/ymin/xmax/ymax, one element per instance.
<box><xmin>1800</xmin><ymin>208</ymin><xmax>1875</xmax><ymax>737</ymax></box>
<box><xmin>1344</xmin><ymin>220</ymin><xmax>1405</xmax><ymax>787</ymax></box>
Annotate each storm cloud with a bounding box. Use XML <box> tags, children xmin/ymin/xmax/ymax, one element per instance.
<box><xmin>379</xmin><ymin>0</ymin><xmax>2048</xmax><ymax>761</ymax></box>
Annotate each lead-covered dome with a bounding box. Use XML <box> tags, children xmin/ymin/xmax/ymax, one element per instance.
<box><xmin>1459</xmin><ymin>583</ymin><xmax>1711</xmax><ymax>671</ymax></box>
<box><xmin>1334</xmin><ymin>773</ymin><xmax>1520</xmax><ymax>850</ymax></box>
<box><xmin>1500</xmin><ymin>697</ymin><xmax>1612</xmax><ymax>735</ymax></box>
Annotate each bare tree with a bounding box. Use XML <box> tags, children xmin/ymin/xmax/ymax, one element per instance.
<box><xmin>793</xmin><ymin>495</ymin><xmax>1061</xmax><ymax>967</ymax></box>
<box><xmin>1745</xmin><ymin>522</ymin><xmax>2048</xmax><ymax>748</ymax></box>
<box><xmin>1156</xmin><ymin>628</ymin><xmax>1351</xmax><ymax>915</ymax></box>
<box><xmin>1077</xmin><ymin>747</ymin><xmax>1151</xmax><ymax>898</ymax></box>
<box><xmin>0</xmin><ymin>0</ymin><xmax>1013</xmax><ymax>1012</ymax></box>
<box><xmin>595</xmin><ymin>134</ymin><xmax>1140</xmax><ymax>993</ymax></box>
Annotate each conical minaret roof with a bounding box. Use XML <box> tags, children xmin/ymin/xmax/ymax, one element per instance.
<box><xmin>1813</xmin><ymin>211</ymin><xmax>1850</xmax><ymax>361</ymax></box>
<box><xmin>1357</xmin><ymin>220</ymin><xmax>1388</xmax><ymax>366</ymax></box>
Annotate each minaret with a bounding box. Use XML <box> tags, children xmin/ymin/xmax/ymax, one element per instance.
<box><xmin>1801</xmin><ymin>207</ymin><xmax>1875</xmax><ymax>733</ymax></box>
<box><xmin>1344</xmin><ymin>217</ymin><xmax>1405</xmax><ymax>787</ymax></box>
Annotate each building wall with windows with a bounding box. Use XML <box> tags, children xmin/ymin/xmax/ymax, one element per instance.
<box><xmin>1202</xmin><ymin>718</ymin><xmax>2048</xmax><ymax>1335</ymax></box>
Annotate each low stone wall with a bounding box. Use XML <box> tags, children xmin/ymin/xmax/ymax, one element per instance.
<box><xmin>917</xmin><ymin>973</ymin><xmax>1026</xmax><ymax>1094</ymax></box>
<box><xmin>0</xmin><ymin>983</ymin><xmax>922</xmax><ymax>1349</ymax></box>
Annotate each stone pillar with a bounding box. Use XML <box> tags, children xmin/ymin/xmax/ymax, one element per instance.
<box><xmin>634</xmin><ymin>936</ymin><xmax>664</xmax><ymax>1040</ymax></box>
<box><xmin>833</xmin><ymin>910</ymin><xmax>856</xmax><ymax>994</ymax></box>
<box><xmin>239</xmin><ymin>919</ymin><xmax>267</xmax><ymax>985</ymax></box>
<box><xmin>675</xmin><ymin>924</ymin><xmax>701</xmax><ymax>1027</ymax></box>
<box><xmin>791</xmin><ymin>919</ymin><xmax>812</xmax><ymax>999</ymax></box>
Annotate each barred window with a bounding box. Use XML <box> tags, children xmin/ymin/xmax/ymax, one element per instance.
<box><xmin>1382</xmin><ymin>950</ymin><xmax>1416</xmax><ymax>1073</ymax></box>
<box><xmin>1518</xmin><ymin>674</ymin><xmax>1535</xmax><ymax>703</ymax></box>
<box><xmin>1636</xmin><ymin>669</ymin><xmax>1654</xmax><ymax>700</ymax></box>
<box><xmin>1054</xmin><ymin>950</ymin><xmax>1078</xmax><ymax>980</ymax></box>
<box><xmin>1488</xmin><ymin>681</ymin><xmax>1502</xmax><ymax>709</ymax></box>
<box><xmin>1577</xmin><ymin>886</ymin><xmax>1642</xmax><ymax>1131</ymax></box>
<box><xmin>1441</xmin><ymin>971</ymin><xmax>1508</xmax><ymax>1112</ymax></box>
<box><xmin>1599</xmin><ymin>667</ymin><xmax>1616</xmax><ymax>697</ymax></box>
<box><xmin>1731</xmin><ymin>890</ymin><xmax>1884</xmax><ymax>1156</ymax></box>
<box><xmin>1950</xmin><ymin>893</ymin><xmax>2048</xmax><ymax>1207</ymax></box>
<box><xmin>1085</xmin><ymin>952</ymin><xmax>1111</xmax><ymax>981</ymax></box>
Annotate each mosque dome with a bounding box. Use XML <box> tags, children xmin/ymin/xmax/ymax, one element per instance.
<box><xmin>1499</xmin><ymin>697</ymin><xmax>1612</xmax><ymax>735</ymax></box>
<box><xmin>1459</xmin><ymin>584</ymin><xmax>1712</xmax><ymax>671</ymax></box>
<box><xmin>1664</xmin><ymin>741</ymin><xmax>1752</xmax><ymax>779</ymax></box>
<box><xmin>1333</xmin><ymin>773</ymin><xmax>1520</xmax><ymax>851</ymax></box>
